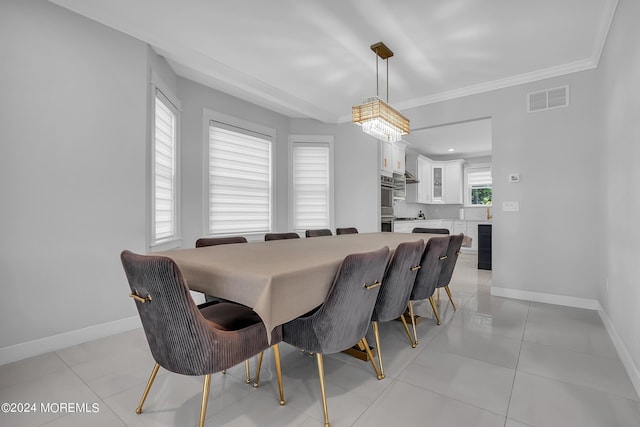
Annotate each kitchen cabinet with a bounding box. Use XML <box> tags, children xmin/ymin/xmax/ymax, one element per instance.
<box><xmin>395</xmin><ymin>219</ymin><xmax>482</xmax><ymax>253</ymax></box>
<box><xmin>406</xmin><ymin>154</ymin><xmax>464</xmax><ymax>204</ymax></box>
<box><xmin>392</xmin><ymin>141</ymin><xmax>407</xmax><ymax>175</ymax></box>
<box><xmin>443</xmin><ymin>160</ymin><xmax>464</xmax><ymax>204</ymax></box>
<box><xmin>405</xmin><ymin>153</ymin><xmax>432</xmax><ymax>204</ymax></box>
<box><xmin>380</xmin><ymin>141</ymin><xmax>393</xmax><ymax>177</ymax></box>
<box><xmin>382</xmin><ymin>140</ymin><xmax>408</xmax><ymax>177</ymax></box>
<box><xmin>478</xmin><ymin>224</ymin><xmax>492</xmax><ymax>270</ymax></box>
<box><xmin>431</xmin><ymin>163</ymin><xmax>443</xmax><ymax>203</ymax></box>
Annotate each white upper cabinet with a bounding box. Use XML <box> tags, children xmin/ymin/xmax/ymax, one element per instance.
<box><xmin>380</xmin><ymin>140</ymin><xmax>393</xmax><ymax>177</ymax></box>
<box><xmin>443</xmin><ymin>160</ymin><xmax>464</xmax><ymax>204</ymax></box>
<box><xmin>406</xmin><ymin>153</ymin><xmax>464</xmax><ymax>204</ymax></box>
<box><xmin>392</xmin><ymin>141</ymin><xmax>407</xmax><ymax>175</ymax></box>
<box><xmin>406</xmin><ymin>153</ymin><xmax>431</xmax><ymax>204</ymax></box>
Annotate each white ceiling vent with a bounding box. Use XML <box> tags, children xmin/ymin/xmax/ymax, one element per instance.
<box><xmin>527</xmin><ymin>86</ymin><xmax>569</xmax><ymax>112</ymax></box>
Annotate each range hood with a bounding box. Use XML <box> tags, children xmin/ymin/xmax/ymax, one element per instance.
<box><xmin>404</xmin><ymin>170</ymin><xmax>419</xmax><ymax>183</ymax></box>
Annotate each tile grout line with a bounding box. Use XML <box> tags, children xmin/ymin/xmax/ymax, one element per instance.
<box><xmin>503</xmin><ymin>300</ymin><xmax>531</xmax><ymax>427</ymax></box>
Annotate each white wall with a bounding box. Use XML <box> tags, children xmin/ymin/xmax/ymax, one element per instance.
<box><xmin>599</xmin><ymin>0</ymin><xmax>640</xmax><ymax>389</ymax></box>
<box><xmin>400</xmin><ymin>70</ymin><xmax>604</xmax><ymax>303</ymax></box>
<box><xmin>0</xmin><ymin>0</ymin><xmax>148</xmax><ymax>352</ymax></box>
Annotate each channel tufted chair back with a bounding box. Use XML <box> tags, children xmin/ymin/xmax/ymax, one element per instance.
<box><xmin>264</xmin><ymin>232</ymin><xmax>300</xmax><ymax>241</ymax></box>
<box><xmin>405</xmin><ymin>236</ymin><xmax>450</xmax><ymax>346</ymax></box>
<box><xmin>435</xmin><ymin>233</ymin><xmax>465</xmax><ymax>310</ymax></box>
<box><xmin>120</xmin><ymin>250</ymin><xmax>285</xmax><ymax>427</ymax></box>
<box><xmin>336</xmin><ymin>227</ymin><xmax>359</xmax><ymax>235</ymax></box>
<box><xmin>368</xmin><ymin>239</ymin><xmax>425</xmax><ymax>378</ymax></box>
<box><xmin>282</xmin><ymin>246</ymin><xmax>390</xmax><ymax>427</ymax></box>
<box><xmin>195</xmin><ymin>236</ymin><xmax>247</xmax><ymax>248</ymax></box>
<box><xmin>305</xmin><ymin>229</ymin><xmax>333</xmax><ymax>238</ymax></box>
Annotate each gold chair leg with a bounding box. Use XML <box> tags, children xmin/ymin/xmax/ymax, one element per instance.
<box><xmin>198</xmin><ymin>374</ymin><xmax>211</xmax><ymax>427</ymax></box>
<box><xmin>429</xmin><ymin>296</ymin><xmax>441</xmax><ymax>325</ymax></box>
<box><xmin>360</xmin><ymin>337</ymin><xmax>382</xmax><ymax>380</ymax></box>
<box><xmin>253</xmin><ymin>352</ymin><xmax>264</xmax><ymax>387</ymax></box>
<box><xmin>245</xmin><ymin>359</ymin><xmax>251</xmax><ymax>384</ymax></box>
<box><xmin>272</xmin><ymin>344</ymin><xmax>286</xmax><ymax>405</ymax></box>
<box><xmin>408</xmin><ymin>301</ymin><xmax>419</xmax><ymax>345</ymax></box>
<box><xmin>399</xmin><ymin>313</ymin><xmax>416</xmax><ymax>348</ymax></box>
<box><xmin>136</xmin><ymin>363</ymin><xmax>160</xmax><ymax>414</ymax></box>
<box><xmin>316</xmin><ymin>353</ymin><xmax>330</xmax><ymax>427</ymax></box>
<box><xmin>371</xmin><ymin>322</ymin><xmax>385</xmax><ymax>379</ymax></box>
<box><xmin>445</xmin><ymin>285</ymin><xmax>457</xmax><ymax>310</ymax></box>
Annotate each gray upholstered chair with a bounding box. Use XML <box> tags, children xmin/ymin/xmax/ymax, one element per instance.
<box><xmin>120</xmin><ymin>251</ymin><xmax>285</xmax><ymax>427</ymax></box>
<box><xmin>412</xmin><ymin>227</ymin><xmax>450</xmax><ymax>234</ymax></box>
<box><xmin>369</xmin><ymin>239</ymin><xmax>425</xmax><ymax>378</ymax></box>
<box><xmin>194</xmin><ymin>235</ymin><xmax>252</xmax><ymax>379</ymax></box>
<box><xmin>264</xmin><ymin>232</ymin><xmax>300</xmax><ymax>241</ymax></box>
<box><xmin>305</xmin><ymin>229</ymin><xmax>332</xmax><ymax>238</ymax></box>
<box><xmin>336</xmin><ymin>227</ymin><xmax>358</xmax><ymax>235</ymax></box>
<box><xmin>435</xmin><ymin>233</ymin><xmax>465</xmax><ymax>310</ymax></box>
<box><xmin>407</xmin><ymin>236</ymin><xmax>450</xmax><ymax>344</ymax></box>
<box><xmin>195</xmin><ymin>236</ymin><xmax>247</xmax><ymax>248</ymax></box>
<box><xmin>282</xmin><ymin>246</ymin><xmax>390</xmax><ymax>427</ymax></box>
<box><xmin>195</xmin><ymin>235</ymin><xmax>248</xmax><ymax>304</ymax></box>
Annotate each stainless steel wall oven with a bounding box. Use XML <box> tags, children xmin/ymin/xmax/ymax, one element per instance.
<box><xmin>381</xmin><ymin>175</ymin><xmax>394</xmax><ymax>231</ymax></box>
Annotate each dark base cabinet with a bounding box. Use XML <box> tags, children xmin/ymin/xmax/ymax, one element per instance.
<box><xmin>478</xmin><ymin>224</ymin><xmax>492</xmax><ymax>270</ymax></box>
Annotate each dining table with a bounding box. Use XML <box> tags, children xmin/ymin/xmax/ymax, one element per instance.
<box><xmin>161</xmin><ymin>232</ymin><xmax>443</xmax><ymax>341</ymax></box>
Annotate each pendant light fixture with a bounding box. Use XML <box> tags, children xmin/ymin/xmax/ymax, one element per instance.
<box><xmin>352</xmin><ymin>42</ymin><xmax>410</xmax><ymax>142</ymax></box>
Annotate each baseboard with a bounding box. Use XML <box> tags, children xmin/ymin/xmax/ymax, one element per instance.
<box><xmin>0</xmin><ymin>316</ymin><xmax>142</xmax><ymax>366</ymax></box>
<box><xmin>490</xmin><ymin>286</ymin><xmax>602</xmax><ymax>310</ymax></box>
<box><xmin>598</xmin><ymin>310</ymin><xmax>640</xmax><ymax>399</ymax></box>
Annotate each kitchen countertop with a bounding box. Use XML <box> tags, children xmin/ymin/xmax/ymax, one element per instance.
<box><xmin>394</xmin><ymin>218</ymin><xmax>491</xmax><ymax>222</ymax></box>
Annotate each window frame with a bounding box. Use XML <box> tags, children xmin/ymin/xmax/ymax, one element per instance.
<box><xmin>464</xmin><ymin>163</ymin><xmax>492</xmax><ymax>207</ymax></box>
<box><xmin>203</xmin><ymin>110</ymin><xmax>276</xmax><ymax>240</ymax></box>
<box><xmin>149</xmin><ymin>72</ymin><xmax>181</xmax><ymax>251</ymax></box>
<box><xmin>288</xmin><ymin>135</ymin><xmax>335</xmax><ymax>234</ymax></box>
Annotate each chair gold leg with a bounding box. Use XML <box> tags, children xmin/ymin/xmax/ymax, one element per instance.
<box><xmin>408</xmin><ymin>301</ymin><xmax>418</xmax><ymax>345</ymax></box>
<box><xmin>198</xmin><ymin>374</ymin><xmax>211</xmax><ymax>427</ymax></box>
<box><xmin>272</xmin><ymin>344</ymin><xmax>286</xmax><ymax>405</ymax></box>
<box><xmin>437</xmin><ymin>288</ymin><xmax>441</xmax><ymax>306</ymax></box>
<box><xmin>399</xmin><ymin>313</ymin><xmax>416</xmax><ymax>348</ymax></box>
<box><xmin>136</xmin><ymin>363</ymin><xmax>160</xmax><ymax>414</ymax></box>
<box><xmin>429</xmin><ymin>296</ymin><xmax>441</xmax><ymax>325</ymax></box>
<box><xmin>445</xmin><ymin>285</ymin><xmax>457</xmax><ymax>310</ymax></box>
<box><xmin>360</xmin><ymin>337</ymin><xmax>382</xmax><ymax>379</ymax></box>
<box><xmin>371</xmin><ymin>322</ymin><xmax>385</xmax><ymax>379</ymax></box>
<box><xmin>245</xmin><ymin>359</ymin><xmax>251</xmax><ymax>384</ymax></box>
<box><xmin>316</xmin><ymin>353</ymin><xmax>330</xmax><ymax>427</ymax></box>
<box><xmin>253</xmin><ymin>352</ymin><xmax>264</xmax><ymax>387</ymax></box>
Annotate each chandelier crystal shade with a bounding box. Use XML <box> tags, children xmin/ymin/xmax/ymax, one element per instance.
<box><xmin>352</xmin><ymin>42</ymin><xmax>410</xmax><ymax>143</ymax></box>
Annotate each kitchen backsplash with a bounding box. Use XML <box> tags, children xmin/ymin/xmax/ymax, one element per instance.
<box><xmin>394</xmin><ymin>200</ymin><xmax>491</xmax><ymax>220</ymax></box>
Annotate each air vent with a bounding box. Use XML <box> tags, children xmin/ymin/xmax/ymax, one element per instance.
<box><xmin>527</xmin><ymin>86</ymin><xmax>569</xmax><ymax>112</ymax></box>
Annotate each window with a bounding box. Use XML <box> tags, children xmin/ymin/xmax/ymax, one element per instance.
<box><xmin>465</xmin><ymin>165</ymin><xmax>492</xmax><ymax>206</ymax></box>
<box><xmin>208</xmin><ymin>121</ymin><xmax>273</xmax><ymax>236</ymax></box>
<box><xmin>290</xmin><ymin>136</ymin><xmax>334</xmax><ymax>232</ymax></box>
<box><xmin>151</xmin><ymin>86</ymin><xmax>180</xmax><ymax>248</ymax></box>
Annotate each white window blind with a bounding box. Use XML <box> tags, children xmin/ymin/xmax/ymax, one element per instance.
<box><xmin>208</xmin><ymin>124</ymin><xmax>272</xmax><ymax>235</ymax></box>
<box><xmin>292</xmin><ymin>143</ymin><xmax>331</xmax><ymax>231</ymax></box>
<box><xmin>153</xmin><ymin>92</ymin><xmax>177</xmax><ymax>243</ymax></box>
<box><xmin>467</xmin><ymin>168</ymin><xmax>492</xmax><ymax>187</ymax></box>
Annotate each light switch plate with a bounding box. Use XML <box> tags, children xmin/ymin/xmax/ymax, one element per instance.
<box><xmin>503</xmin><ymin>201</ymin><xmax>520</xmax><ymax>211</ymax></box>
<box><xmin>509</xmin><ymin>173</ymin><xmax>520</xmax><ymax>183</ymax></box>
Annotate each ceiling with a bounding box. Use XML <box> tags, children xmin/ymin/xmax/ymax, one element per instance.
<box><xmin>50</xmin><ymin>0</ymin><xmax>617</xmax><ymax>152</ymax></box>
<box><xmin>405</xmin><ymin>118</ymin><xmax>492</xmax><ymax>159</ymax></box>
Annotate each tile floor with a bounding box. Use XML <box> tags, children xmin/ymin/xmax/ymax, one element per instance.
<box><xmin>1</xmin><ymin>254</ymin><xmax>639</xmax><ymax>427</ymax></box>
